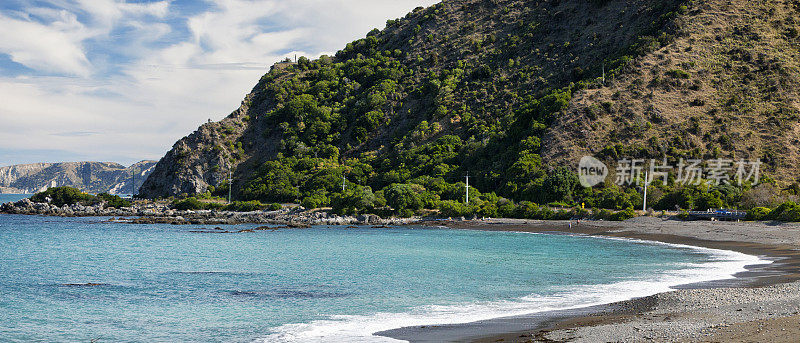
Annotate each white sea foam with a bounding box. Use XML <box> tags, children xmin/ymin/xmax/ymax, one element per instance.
<box><xmin>258</xmin><ymin>235</ymin><xmax>769</xmax><ymax>343</ymax></box>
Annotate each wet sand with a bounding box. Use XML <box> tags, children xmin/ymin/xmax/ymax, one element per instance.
<box><xmin>385</xmin><ymin>217</ymin><xmax>800</xmax><ymax>342</ymax></box>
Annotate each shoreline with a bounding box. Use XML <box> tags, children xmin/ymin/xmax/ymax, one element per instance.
<box><xmin>0</xmin><ymin>198</ymin><xmax>415</xmax><ymax>226</ymax></box>
<box><xmin>441</xmin><ymin>218</ymin><xmax>800</xmax><ymax>287</ymax></box>
<box><xmin>4</xmin><ymin>203</ymin><xmax>800</xmax><ymax>341</ymax></box>
<box><xmin>408</xmin><ymin>218</ymin><xmax>800</xmax><ymax>343</ymax></box>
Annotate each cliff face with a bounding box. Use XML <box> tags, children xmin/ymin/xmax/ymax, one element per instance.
<box><xmin>140</xmin><ymin>0</ymin><xmax>800</xmax><ymax>201</ymax></box>
<box><xmin>0</xmin><ymin>161</ymin><xmax>157</xmax><ymax>194</ymax></box>
<box><xmin>139</xmin><ymin>120</ymin><xmax>239</xmax><ymax>197</ymax></box>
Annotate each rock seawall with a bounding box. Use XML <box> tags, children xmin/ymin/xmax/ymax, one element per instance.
<box><xmin>0</xmin><ymin>198</ymin><xmax>414</xmax><ymax>226</ymax></box>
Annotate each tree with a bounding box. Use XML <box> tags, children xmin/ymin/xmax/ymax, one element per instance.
<box><xmin>301</xmin><ymin>192</ymin><xmax>330</xmax><ymax>209</ymax></box>
<box><xmin>747</xmin><ymin>207</ymin><xmax>771</xmax><ymax>221</ymax></box>
<box><xmin>541</xmin><ymin>167</ymin><xmax>578</xmax><ymax>203</ymax></box>
<box><xmin>331</xmin><ymin>186</ymin><xmax>383</xmax><ymax>215</ymax></box>
<box><xmin>97</xmin><ymin>193</ymin><xmax>131</xmax><ymax>209</ymax></box>
<box><xmin>240</xmin><ymin>161</ymin><xmax>300</xmax><ymax>203</ymax></box>
<box><xmin>766</xmin><ymin>202</ymin><xmax>800</xmax><ymax>222</ymax></box>
<box><xmin>384</xmin><ymin>183</ymin><xmax>425</xmax><ymax>212</ymax></box>
<box><xmin>31</xmin><ymin>187</ymin><xmax>94</xmax><ymax>207</ymax></box>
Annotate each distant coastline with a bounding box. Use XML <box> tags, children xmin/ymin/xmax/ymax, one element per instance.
<box><xmin>0</xmin><ymin>161</ymin><xmax>156</xmax><ymax>195</ymax></box>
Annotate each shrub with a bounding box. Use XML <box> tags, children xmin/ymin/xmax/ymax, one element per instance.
<box><xmin>330</xmin><ymin>186</ymin><xmax>382</xmax><ymax>215</ymax></box>
<box><xmin>609</xmin><ymin>208</ymin><xmax>636</xmax><ymax>221</ymax></box>
<box><xmin>97</xmin><ymin>193</ymin><xmax>131</xmax><ymax>209</ymax></box>
<box><xmin>696</xmin><ymin>191</ymin><xmax>724</xmax><ymax>210</ymax></box>
<box><xmin>31</xmin><ymin>187</ymin><xmax>94</xmax><ymax>207</ymax></box>
<box><xmin>301</xmin><ymin>193</ymin><xmax>330</xmax><ymax>209</ymax></box>
<box><xmin>208</xmin><ymin>202</ymin><xmax>226</xmax><ymax>210</ymax></box>
<box><xmin>747</xmin><ymin>207</ymin><xmax>771</xmax><ymax>221</ymax></box>
<box><xmin>31</xmin><ymin>188</ymin><xmax>135</xmax><ymax>208</ymax></box>
<box><xmin>497</xmin><ymin>199</ymin><xmax>516</xmax><ymax>218</ymax></box>
<box><xmin>591</xmin><ymin>186</ymin><xmax>637</xmax><ymax>210</ymax></box>
<box><xmin>172</xmin><ymin>197</ymin><xmax>207</xmax><ymax>211</ymax></box>
<box><xmin>541</xmin><ymin>167</ymin><xmax>579</xmax><ymax>203</ymax></box>
<box><xmin>478</xmin><ymin>202</ymin><xmax>499</xmax><ymax>218</ymax></box>
<box><xmin>690</xmin><ymin>98</ymin><xmax>705</xmax><ymax>107</ymax></box>
<box><xmin>739</xmin><ymin>184</ymin><xmax>782</xmax><ymax>209</ymax></box>
<box><xmin>239</xmin><ymin>161</ymin><xmax>300</xmax><ymax>203</ymax></box>
<box><xmin>512</xmin><ymin>201</ymin><xmax>542</xmax><ymax>219</ymax></box>
<box><xmin>399</xmin><ymin>209</ymin><xmax>416</xmax><ymax>218</ymax></box>
<box><xmin>666</xmin><ymin>69</ymin><xmax>690</xmax><ymax>79</ymax></box>
<box><xmin>766</xmin><ymin>202</ymin><xmax>800</xmax><ymax>222</ymax></box>
<box><xmin>592</xmin><ymin>208</ymin><xmax>615</xmax><ymax>220</ymax></box>
<box><xmin>384</xmin><ymin>183</ymin><xmax>425</xmax><ymax>212</ymax></box>
<box><xmin>438</xmin><ymin>200</ymin><xmax>471</xmax><ymax>217</ymax></box>
<box><xmin>224</xmin><ymin>201</ymin><xmax>265</xmax><ymax>212</ymax></box>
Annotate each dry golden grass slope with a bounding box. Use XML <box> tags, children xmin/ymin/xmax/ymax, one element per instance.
<box><xmin>543</xmin><ymin>0</ymin><xmax>800</xmax><ymax>184</ymax></box>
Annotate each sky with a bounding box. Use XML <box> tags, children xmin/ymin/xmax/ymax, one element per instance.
<box><xmin>0</xmin><ymin>0</ymin><xmax>438</xmax><ymax>167</ymax></box>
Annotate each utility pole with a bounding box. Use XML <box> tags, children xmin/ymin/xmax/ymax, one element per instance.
<box><xmin>342</xmin><ymin>174</ymin><xmax>347</xmax><ymax>191</ymax></box>
<box><xmin>228</xmin><ymin>171</ymin><xmax>233</xmax><ymax>204</ymax></box>
<box><xmin>602</xmin><ymin>62</ymin><xmax>606</xmax><ymax>85</ymax></box>
<box><xmin>465</xmin><ymin>172</ymin><xmax>470</xmax><ymax>204</ymax></box>
<box><xmin>131</xmin><ymin>166</ymin><xmax>136</xmax><ymax>198</ymax></box>
<box><xmin>643</xmin><ymin>170</ymin><xmax>649</xmax><ymax>212</ymax></box>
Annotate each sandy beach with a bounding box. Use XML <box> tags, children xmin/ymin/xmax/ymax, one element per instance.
<box><xmin>408</xmin><ymin>217</ymin><xmax>800</xmax><ymax>342</ymax></box>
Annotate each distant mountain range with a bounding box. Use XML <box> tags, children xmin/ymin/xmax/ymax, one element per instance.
<box><xmin>0</xmin><ymin>161</ymin><xmax>157</xmax><ymax>194</ymax></box>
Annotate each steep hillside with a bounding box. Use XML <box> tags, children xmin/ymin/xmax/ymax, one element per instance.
<box><xmin>141</xmin><ymin>0</ymin><xmax>686</xmax><ymax>197</ymax></box>
<box><xmin>545</xmin><ymin>0</ymin><xmax>800</xmax><ymax>182</ymax></box>
<box><xmin>0</xmin><ymin>161</ymin><xmax>157</xmax><ymax>194</ymax></box>
<box><xmin>140</xmin><ymin>0</ymin><xmax>800</xmax><ymax>213</ymax></box>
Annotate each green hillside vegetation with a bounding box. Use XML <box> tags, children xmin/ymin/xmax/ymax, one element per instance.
<box><xmin>31</xmin><ymin>187</ymin><xmax>131</xmax><ymax>209</ymax></box>
<box><xmin>171</xmin><ymin>197</ymin><xmax>282</xmax><ymax>212</ymax></box>
<box><xmin>140</xmin><ymin>0</ymin><xmax>800</xmax><ymax>219</ymax></box>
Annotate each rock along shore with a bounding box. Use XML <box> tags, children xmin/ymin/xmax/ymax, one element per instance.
<box><xmin>0</xmin><ymin>198</ymin><xmax>416</xmax><ymax>226</ymax></box>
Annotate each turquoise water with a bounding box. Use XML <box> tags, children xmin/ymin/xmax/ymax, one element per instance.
<box><xmin>0</xmin><ymin>194</ymin><xmax>30</xmax><ymax>204</ymax></box>
<box><xmin>0</xmin><ymin>208</ymin><xmax>760</xmax><ymax>342</ymax></box>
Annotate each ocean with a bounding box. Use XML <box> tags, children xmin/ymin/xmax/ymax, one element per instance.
<box><xmin>0</xmin><ymin>195</ymin><xmax>762</xmax><ymax>342</ymax></box>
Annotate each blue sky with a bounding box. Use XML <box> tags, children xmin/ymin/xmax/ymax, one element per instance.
<box><xmin>0</xmin><ymin>0</ymin><xmax>437</xmax><ymax>167</ymax></box>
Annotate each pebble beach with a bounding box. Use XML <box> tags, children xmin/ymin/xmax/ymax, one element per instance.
<box><xmin>450</xmin><ymin>217</ymin><xmax>800</xmax><ymax>342</ymax></box>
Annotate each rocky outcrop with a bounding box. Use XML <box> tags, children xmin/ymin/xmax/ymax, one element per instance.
<box><xmin>0</xmin><ymin>198</ymin><xmax>412</xmax><ymax>226</ymax></box>
<box><xmin>0</xmin><ymin>161</ymin><xmax>157</xmax><ymax>194</ymax></box>
<box><xmin>138</xmin><ymin>119</ymin><xmax>243</xmax><ymax>198</ymax></box>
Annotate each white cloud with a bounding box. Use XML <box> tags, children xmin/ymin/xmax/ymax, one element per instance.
<box><xmin>0</xmin><ymin>0</ymin><xmax>439</xmax><ymax>166</ymax></box>
<box><xmin>118</xmin><ymin>1</ymin><xmax>169</xmax><ymax>18</ymax></box>
<box><xmin>76</xmin><ymin>0</ymin><xmax>169</xmax><ymax>27</ymax></box>
<box><xmin>0</xmin><ymin>0</ymin><xmax>172</xmax><ymax>77</ymax></box>
<box><xmin>0</xmin><ymin>11</ymin><xmax>92</xmax><ymax>76</ymax></box>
